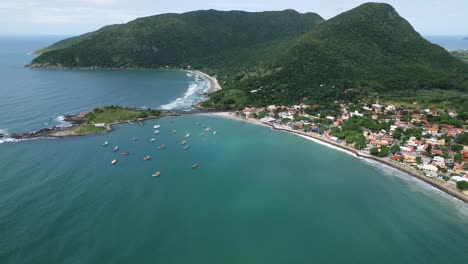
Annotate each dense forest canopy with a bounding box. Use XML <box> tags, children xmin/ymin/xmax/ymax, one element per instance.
<box><xmin>31</xmin><ymin>3</ymin><xmax>468</xmax><ymax>113</ymax></box>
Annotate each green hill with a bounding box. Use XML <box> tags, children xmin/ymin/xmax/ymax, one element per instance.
<box><xmin>31</xmin><ymin>3</ymin><xmax>468</xmax><ymax>112</ymax></box>
<box><xmin>203</xmin><ymin>3</ymin><xmax>468</xmax><ymax>108</ymax></box>
<box><xmin>31</xmin><ymin>9</ymin><xmax>323</xmax><ymax>68</ymax></box>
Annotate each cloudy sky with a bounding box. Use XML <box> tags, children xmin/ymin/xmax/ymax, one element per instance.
<box><xmin>1</xmin><ymin>0</ymin><xmax>467</xmax><ymax>36</ymax></box>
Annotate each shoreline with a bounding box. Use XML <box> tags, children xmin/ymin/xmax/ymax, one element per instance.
<box><xmin>191</xmin><ymin>70</ymin><xmax>222</xmax><ymax>94</ymax></box>
<box><xmin>208</xmin><ymin>112</ymin><xmax>468</xmax><ymax>204</ymax></box>
<box><xmin>9</xmin><ymin>109</ymin><xmax>179</xmax><ymax>140</ymax></box>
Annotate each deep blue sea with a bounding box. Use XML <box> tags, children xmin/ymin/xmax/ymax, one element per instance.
<box><xmin>0</xmin><ymin>36</ymin><xmax>467</xmax><ymax>264</ymax></box>
<box><xmin>425</xmin><ymin>35</ymin><xmax>468</xmax><ymax>50</ymax></box>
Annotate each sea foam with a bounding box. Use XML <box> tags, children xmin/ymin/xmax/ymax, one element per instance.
<box><xmin>161</xmin><ymin>72</ymin><xmax>209</xmax><ymax>111</ymax></box>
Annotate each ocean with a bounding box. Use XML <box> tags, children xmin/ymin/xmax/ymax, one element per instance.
<box><xmin>425</xmin><ymin>35</ymin><xmax>468</xmax><ymax>50</ymax></box>
<box><xmin>0</xmin><ymin>36</ymin><xmax>467</xmax><ymax>263</ymax></box>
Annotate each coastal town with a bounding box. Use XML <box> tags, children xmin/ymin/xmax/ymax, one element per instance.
<box><xmin>234</xmin><ymin>101</ymin><xmax>468</xmax><ymax>197</ymax></box>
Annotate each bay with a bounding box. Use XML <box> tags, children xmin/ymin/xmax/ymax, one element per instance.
<box><xmin>0</xmin><ymin>36</ymin><xmax>467</xmax><ymax>264</ymax></box>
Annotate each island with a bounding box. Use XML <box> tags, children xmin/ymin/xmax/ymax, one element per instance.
<box><xmin>11</xmin><ymin>106</ymin><xmax>177</xmax><ymax>139</ymax></box>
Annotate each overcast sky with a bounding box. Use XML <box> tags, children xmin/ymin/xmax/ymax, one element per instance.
<box><xmin>1</xmin><ymin>0</ymin><xmax>467</xmax><ymax>36</ymax></box>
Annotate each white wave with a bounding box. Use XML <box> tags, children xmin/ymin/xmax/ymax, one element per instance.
<box><xmin>54</xmin><ymin>116</ymin><xmax>72</xmax><ymax>128</ymax></box>
<box><xmin>160</xmin><ymin>74</ymin><xmax>209</xmax><ymax>111</ymax></box>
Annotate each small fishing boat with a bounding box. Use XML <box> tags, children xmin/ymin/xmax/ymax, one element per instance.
<box><xmin>144</xmin><ymin>155</ymin><xmax>151</xmax><ymax>161</ymax></box>
<box><xmin>202</xmin><ymin>124</ymin><xmax>206</xmax><ymax>128</ymax></box>
<box><xmin>154</xmin><ymin>130</ymin><xmax>160</xmax><ymax>134</ymax></box>
<box><xmin>213</xmin><ymin>131</ymin><xmax>217</xmax><ymax>135</ymax></box>
<box><xmin>113</xmin><ymin>146</ymin><xmax>119</xmax><ymax>151</ymax></box>
<box><xmin>181</xmin><ymin>140</ymin><xmax>187</xmax><ymax>145</ymax></box>
<box><xmin>111</xmin><ymin>159</ymin><xmax>117</xmax><ymax>165</ymax></box>
<box><xmin>122</xmin><ymin>151</ymin><xmax>129</xmax><ymax>155</ymax></box>
<box><xmin>150</xmin><ymin>138</ymin><xmax>156</xmax><ymax>142</ymax></box>
<box><xmin>153</xmin><ymin>125</ymin><xmax>160</xmax><ymax>129</ymax></box>
<box><xmin>157</xmin><ymin>145</ymin><xmax>166</xmax><ymax>149</ymax></box>
<box><xmin>103</xmin><ymin>141</ymin><xmax>109</xmax><ymax>146</ymax></box>
<box><xmin>172</xmin><ymin>130</ymin><xmax>176</xmax><ymax>134</ymax></box>
<box><xmin>152</xmin><ymin>171</ymin><xmax>161</xmax><ymax>177</ymax></box>
<box><xmin>185</xmin><ymin>133</ymin><xmax>190</xmax><ymax>138</ymax></box>
<box><xmin>192</xmin><ymin>163</ymin><xmax>198</xmax><ymax>169</ymax></box>
<box><xmin>205</xmin><ymin>128</ymin><xmax>211</xmax><ymax>131</ymax></box>
<box><xmin>132</xmin><ymin>137</ymin><xmax>138</xmax><ymax>141</ymax></box>
<box><xmin>184</xmin><ymin>145</ymin><xmax>190</xmax><ymax>150</ymax></box>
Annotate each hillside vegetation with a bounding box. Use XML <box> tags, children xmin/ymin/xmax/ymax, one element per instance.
<box><xmin>31</xmin><ymin>3</ymin><xmax>468</xmax><ymax>114</ymax></box>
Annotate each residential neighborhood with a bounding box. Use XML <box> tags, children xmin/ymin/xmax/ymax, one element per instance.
<box><xmin>237</xmin><ymin>101</ymin><xmax>468</xmax><ymax>194</ymax></box>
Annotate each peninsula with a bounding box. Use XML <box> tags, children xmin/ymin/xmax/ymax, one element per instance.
<box><xmin>11</xmin><ymin>106</ymin><xmax>176</xmax><ymax>139</ymax></box>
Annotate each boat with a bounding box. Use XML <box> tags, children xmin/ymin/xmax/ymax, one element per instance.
<box><xmin>122</xmin><ymin>151</ymin><xmax>129</xmax><ymax>155</ymax></box>
<box><xmin>185</xmin><ymin>133</ymin><xmax>190</xmax><ymax>138</ymax></box>
<box><xmin>144</xmin><ymin>155</ymin><xmax>151</xmax><ymax>161</ymax></box>
<box><xmin>150</xmin><ymin>138</ymin><xmax>156</xmax><ymax>142</ymax></box>
<box><xmin>184</xmin><ymin>145</ymin><xmax>190</xmax><ymax>150</ymax></box>
<box><xmin>111</xmin><ymin>159</ymin><xmax>117</xmax><ymax>165</ymax></box>
<box><xmin>205</xmin><ymin>128</ymin><xmax>211</xmax><ymax>131</ymax></box>
<box><xmin>202</xmin><ymin>124</ymin><xmax>206</xmax><ymax>128</ymax></box>
<box><xmin>154</xmin><ymin>125</ymin><xmax>160</xmax><ymax>129</ymax></box>
<box><xmin>132</xmin><ymin>137</ymin><xmax>138</xmax><ymax>141</ymax></box>
<box><xmin>152</xmin><ymin>171</ymin><xmax>161</xmax><ymax>177</ymax></box>
<box><xmin>157</xmin><ymin>145</ymin><xmax>166</xmax><ymax>149</ymax></box>
<box><xmin>103</xmin><ymin>141</ymin><xmax>109</xmax><ymax>146</ymax></box>
<box><xmin>213</xmin><ymin>131</ymin><xmax>217</xmax><ymax>135</ymax></box>
<box><xmin>181</xmin><ymin>140</ymin><xmax>187</xmax><ymax>145</ymax></box>
<box><xmin>172</xmin><ymin>130</ymin><xmax>176</xmax><ymax>134</ymax></box>
<box><xmin>154</xmin><ymin>130</ymin><xmax>160</xmax><ymax>134</ymax></box>
<box><xmin>192</xmin><ymin>163</ymin><xmax>198</xmax><ymax>169</ymax></box>
<box><xmin>113</xmin><ymin>146</ymin><xmax>119</xmax><ymax>151</ymax></box>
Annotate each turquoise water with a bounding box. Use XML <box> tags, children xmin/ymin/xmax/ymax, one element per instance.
<box><xmin>0</xmin><ymin>36</ymin><xmax>207</xmax><ymax>135</ymax></box>
<box><xmin>1</xmin><ymin>36</ymin><xmax>468</xmax><ymax>263</ymax></box>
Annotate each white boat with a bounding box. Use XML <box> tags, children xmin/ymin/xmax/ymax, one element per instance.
<box><xmin>154</xmin><ymin>130</ymin><xmax>160</xmax><ymax>134</ymax></box>
<box><xmin>184</xmin><ymin>145</ymin><xmax>190</xmax><ymax>150</ymax></box>
<box><xmin>113</xmin><ymin>146</ymin><xmax>119</xmax><ymax>151</ymax></box>
<box><xmin>103</xmin><ymin>141</ymin><xmax>109</xmax><ymax>146</ymax></box>
<box><xmin>205</xmin><ymin>128</ymin><xmax>211</xmax><ymax>131</ymax></box>
<box><xmin>158</xmin><ymin>145</ymin><xmax>166</xmax><ymax>149</ymax></box>
<box><xmin>150</xmin><ymin>138</ymin><xmax>156</xmax><ymax>142</ymax></box>
<box><xmin>185</xmin><ymin>133</ymin><xmax>190</xmax><ymax>138</ymax></box>
<box><xmin>200</xmin><ymin>133</ymin><xmax>204</xmax><ymax>136</ymax></box>
<box><xmin>132</xmin><ymin>137</ymin><xmax>138</xmax><ymax>141</ymax></box>
<box><xmin>111</xmin><ymin>159</ymin><xmax>117</xmax><ymax>165</ymax></box>
<box><xmin>153</xmin><ymin>125</ymin><xmax>160</xmax><ymax>129</ymax></box>
<box><xmin>172</xmin><ymin>130</ymin><xmax>176</xmax><ymax>134</ymax></box>
<box><xmin>213</xmin><ymin>131</ymin><xmax>217</xmax><ymax>135</ymax></box>
<box><xmin>181</xmin><ymin>140</ymin><xmax>187</xmax><ymax>145</ymax></box>
<box><xmin>152</xmin><ymin>171</ymin><xmax>161</xmax><ymax>177</ymax></box>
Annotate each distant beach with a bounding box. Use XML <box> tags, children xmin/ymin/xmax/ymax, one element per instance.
<box><xmin>192</xmin><ymin>70</ymin><xmax>222</xmax><ymax>93</ymax></box>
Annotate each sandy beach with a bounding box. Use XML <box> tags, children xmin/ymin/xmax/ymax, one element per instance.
<box><xmin>192</xmin><ymin>70</ymin><xmax>222</xmax><ymax>93</ymax></box>
<box><xmin>208</xmin><ymin>112</ymin><xmax>468</xmax><ymax>203</ymax></box>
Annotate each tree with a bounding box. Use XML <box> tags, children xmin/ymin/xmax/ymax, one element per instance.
<box><xmin>390</xmin><ymin>144</ymin><xmax>400</xmax><ymax>154</ymax></box>
<box><xmin>355</xmin><ymin>139</ymin><xmax>367</xmax><ymax>150</ymax></box>
<box><xmin>456</xmin><ymin>133</ymin><xmax>468</xmax><ymax>145</ymax></box>
<box><xmin>416</xmin><ymin>156</ymin><xmax>422</xmax><ymax>164</ymax></box>
<box><xmin>370</xmin><ymin>147</ymin><xmax>379</xmax><ymax>156</ymax></box>
<box><xmin>379</xmin><ymin>145</ymin><xmax>389</xmax><ymax>157</ymax></box>
<box><xmin>451</xmin><ymin>144</ymin><xmax>464</xmax><ymax>152</ymax></box>
<box><xmin>456</xmin><ymin>181</ymin><xmax>468</xmax><ymax>190</ymax></box>
<box><xmin>454</xmin><ymin>153</ymin><xmax>462</xmax><ymax>163</ymax></box>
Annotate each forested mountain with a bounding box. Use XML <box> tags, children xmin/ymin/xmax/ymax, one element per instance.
<box><xmin>31</xmin><ymin>9</ymin><xmax>323</xmax><ymax>68</ymax></box>
<box><xmin>31</xmin><ymin>3</ymin><xmax>468</xmax><ymax>111</ymax></box>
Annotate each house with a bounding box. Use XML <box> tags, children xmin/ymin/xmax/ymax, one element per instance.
<box><xmin>400</xmin><ymin>146</ymin><xmax>414</xmax><ymax>153</ymax></box>
<box><xmin>369</xmin><ymin>140</ymin><xmax>389</xmax><ymax>147</ymax></box>
<box><xmin>392</xmin><ymin>154</ymin><xmax>403</xmax><ymax>161</ymax></box>
<box><xmin>431</xmin><ymin>149</ymin><xmax>444</xmax><ymax>156</ymax></box>
<box><xmin>403</xmin><ymin>155</ymin><xmax>418</xmax><ymax>166</ymax></box>
<box><xmin>94</xmin><ymin>123</ymin><xmax>106</xmax><ymax>128</ymax></box>
<box><xmin>418</xmin><ymin>164</ymin><xmax>438</xmax><ymax>177</ymax></box>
